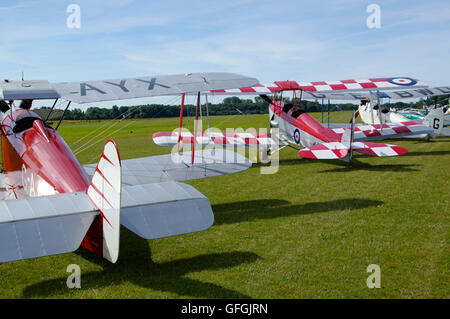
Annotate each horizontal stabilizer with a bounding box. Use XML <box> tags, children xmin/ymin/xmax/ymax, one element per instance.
<box><xmin>120</xmin><ymin>182</ymin><xmax>214</xmax><ymax>239</ymax></box>
<box><xmin>298</xmin><ymin>141</ymin><xmax>407</xmax><ymax>160</ymax></box>
<box><xmin>0</xmin><ymin>192</ymin><xmax>97</xmax><ymax>263</ymax></box>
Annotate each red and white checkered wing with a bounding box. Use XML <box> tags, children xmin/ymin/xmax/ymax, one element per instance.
<box><xmin>332</xmin><ymin>121</ymin><xmax>434</xmax><ymax>141</ymax></box>
<box><xmin>208</xmin><ymin>77</ymin><xmax>426</xmax><ymax>95</ymax></box>
<box><xmin>292</xmin><ymin>77</ymin><xmax>426</xmax><ymax>92</ymax></box>
<box><xmin>297</xmin><ymin>142</ymin><xmax>350</xmax><ymax>159</ymax></box>
<box><xmin>210</xmin><ymin>84</ymin><xmax>280</xmax><ymax>95</ymax></box>
<box><xmin>297</xmin><ymin>141</ymin><xmax>408</xmax><ymax>160</ymax></box>
<box><xmin>153</xmin><ymin>132</ymin><xmax>275</xmax><ymax>148</ymax></box>
<box><xmin>351</xmin><ymin>142</ymin><xmax>408</xmax><ymax>157</ymax></box>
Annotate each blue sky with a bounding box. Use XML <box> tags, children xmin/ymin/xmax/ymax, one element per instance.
<box><xmin>0</xmin><ymin>0</ymin><xmax>449</xmax><ymax>107</ymax></box>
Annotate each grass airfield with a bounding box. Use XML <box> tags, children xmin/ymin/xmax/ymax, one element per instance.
<box><xmin>0</xmin><ymin>111</ymin><xmax>448</xmax><ymax>298</ymax></box>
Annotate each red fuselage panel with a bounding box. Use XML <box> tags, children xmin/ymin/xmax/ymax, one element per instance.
<box><xmin>1</xmin><ymin>110</ymin><xmax>89</xmax><ymax>196</ymax></box>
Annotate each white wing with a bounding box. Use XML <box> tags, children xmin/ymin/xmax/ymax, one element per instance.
<box><xmin>53</xmin><ymin>72</ymin><xmax>258</xmax><ymax>103</ymax></box>
<box><xmin>83</xmin><ymin>149</ymin><xmax>252</xmax><ymax>186</ymax></box>
<box><xmin>0</xmin><ymin>72</ymin><xmax>259</xmax><ymax>103</ymax></box>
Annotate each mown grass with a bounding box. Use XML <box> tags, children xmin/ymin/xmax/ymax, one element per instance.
<box><xmin>0</xmin><ymin>111</ymin><xmax>448</xmax><ymax>298</ymax></box>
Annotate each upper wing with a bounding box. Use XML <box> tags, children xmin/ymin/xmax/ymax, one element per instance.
<box><xmin>299</xmin><ymin>86</ymin><xmax>450</xmax><ymax>101</ymax></box>
<box><xmin>0</xmin><ymin>80</ymin><xmax>60</xmax><ymax>100</ymax></box>
<box><xmin>53</xmin><ymin>72</ymin><xmax>258</xmax><ymax>103</ymax></box>
<box><xmin>84</xmin><ymin>149</ymin><xmax>252</xmax><ymax>186</ymax></box>
<box><xmin>209</xmin><ymin>77</ymin><xmax>427</xmax><ymax>95</ymax></box>
<box><xmin>0</xmin><ymin>73</ymin><xmax>259</xmax><ymax>103</ymax></box>
<box><xmin>330</xmin><ymin>121</ymin><xmax>435</xmax><ymax>141</ymax></box>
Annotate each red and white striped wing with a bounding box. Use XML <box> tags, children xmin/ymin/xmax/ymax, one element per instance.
<box><xmin>210</xmin><ymin>84</ymin><xmax>280</xmax><ymax>95</ymax></box>
<box><xmin>282</xmin><ymin>77</ymin><xmax>426</xmax><ymax>92</ymax></box>
<box><xmin>209</xmin><ymin>77</ymin><xmax>426</xmax><ymax>95</ymax></box>
<box><xmin>153</xmin><ymin>131</ymin><xmax>275</xmax><ymax>147</ymax></box>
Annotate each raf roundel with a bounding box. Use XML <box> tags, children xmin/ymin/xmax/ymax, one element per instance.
<box><xmin>294</xmin><ymin>129</ymin><xmax>301</xmax><ymax>144</ymax></box>
<box><xmin>387</xmin><ymin>77</ymin><xmax>417</xmax><ymax>86</ymax></box>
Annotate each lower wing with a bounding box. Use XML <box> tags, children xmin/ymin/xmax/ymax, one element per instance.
<box><xmin>152</xmin><ymin>131</ymin><xmax>276</xmax><ymax>148</ymax></box>
<box><xmin>298</xmin><ymin>141</ymin><xmax>408</xmax><ymax>160</ymax></box>
<box><xmin>330</xmin><ymin>121</ymin><xmax>434</xmax><ymax>141</ymax></box>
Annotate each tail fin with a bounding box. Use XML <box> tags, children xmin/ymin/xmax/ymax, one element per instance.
<box><xmin>423</xmin><ymin>108</ymin><xmax>444</xmax><ymax>136</ymax></box>
<box><xmin>86</xmin><ymin>140</ymin><xmax>122</xmax><ymax>263</ymax></box>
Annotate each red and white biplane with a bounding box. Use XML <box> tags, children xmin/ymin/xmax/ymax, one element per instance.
<box><xmin>153</xmin><ymin>77</ymin><xmax>441</xmax><ymax>162</ymax></box>
<box><xmin>0</xmin><ymin>72</ymin><xmax>259</xmax><ymax>264</ymax></box>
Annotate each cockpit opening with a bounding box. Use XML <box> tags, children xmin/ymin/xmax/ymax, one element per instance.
<box><xmin>282</xmin><ymin>103</ymin><xmax>294</xmax><ymax>113</ymax></box>
<box><xmin>12</xmin><ymin>117</ymin><xmax>53</xmax><ymax>134</ymax></box>
<box><xmin>292</xmin><ymin>108</ymin><xmax>306</xmax><ymax>118</ymax></box>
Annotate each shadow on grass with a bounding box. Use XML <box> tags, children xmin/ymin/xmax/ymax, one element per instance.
<box><xmin>318</xmin><ymin>159</ymin><xmax>421</xmax><ymax>173</ymax></box>
<box><xmin>403</xmin><ymin>150</ymin><xmax>450</xmax><ymax>157</ymax></box>
<box><xmin>22</xmin><ymin>228</ymin><xmax>259</xmax><ymax>299</ymax></box>
<box><xmin>212</xmin><ymin>198</ymin><xmax>383</xmax><ymax>226</ymax></box>
<box><xmin>254</xmin><ymin>157</ymin><xmax>422</xmax><ymax>171</ymax></box>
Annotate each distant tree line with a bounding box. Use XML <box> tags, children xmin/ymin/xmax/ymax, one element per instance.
<box><xmin>36</xmin><ymin>95</ymin><xmax>450</xmax><ymax>121</ymax></box>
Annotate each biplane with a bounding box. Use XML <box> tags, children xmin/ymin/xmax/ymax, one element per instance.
<box><xmin>0</xmin><ymin>72</ymin><xmax>259</xmax><ymax>264</ymax></box>
<box><xmin>295</xmin><ymin>83</ymin><xmax>450</xmax><ymax>137</ymax></box>
<box><xmin>153</xmin><ymin>77</ymin><xmax>442</xmax><ymax>161</ymax></box>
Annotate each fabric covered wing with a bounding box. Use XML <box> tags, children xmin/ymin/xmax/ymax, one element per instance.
<box><xmin>0</xmin><ymin>80</ymin><xmax>60</xmax><ymax>100</ymax></box>
<box><xmin>351</xmin><ymin>142</ymin><xmax>408</xmax><ymax>157</ymax></box>
<box><xmin>297</xmin><ymin>141</ymin><xmax>407</xmax><ymax>159</ymax></box>
<box><xmin>208</xmin><ymin>77</ymin><xmax>427</xmax><ymax>96</ymax></box>
<box><xmin>84</xmin><ymin>149</ymin><xmax>252</xmax><ymax>186</ymax></box>
<box><xmin>153</xmin><ymin>131</ymin><xmax>276</xmax><ymax>148</ymax></box>
<box><xmin>300</xmin><ymin>86</ymin><xmax>450</xmax><ymax>101</ymax></box>
<box><xmin>330</xmin><ymin>121</ymin><xmax>434</xmax><ymax>141</ymax></box>
<box><xmin>0</xmin><ymin>192</ymin><xmax>97</xmax><ymax>263</ymax></box>
<box><xmin>120</xmin><ymin>182</ymin><xmax>213</xmax><ymax>239</ymax></box>
<box><xmin>52</xmin><ymin>72</ymin><xmax>259</xmax><ymax>104</ymax></box>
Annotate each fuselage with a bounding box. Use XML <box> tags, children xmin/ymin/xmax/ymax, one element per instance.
<box><xmin>1</xmin><ymin>109</ymin><xmax>89</xmax><ymax>199</ymax></box>
<box><xmin>269</xmin><ymin>100</ymin><xmax>342</xmax><ymax>147</ymax></box>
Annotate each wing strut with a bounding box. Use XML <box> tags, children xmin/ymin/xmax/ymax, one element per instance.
<box><xmin>44</xmin><ymin>99</ymin><xmax>58</xmax><ymax>122</ymax></box>
<box><xmin>205</xmin><ymin>93</ymin><xmax>210</xmax><ymax>132</ymax></box>
<box><xmin>55</xmin><ymin>101</ymin><xmax>71</xmax><ymax>130</ymax></box>
<box><xmin>177</xmin><ymin>93</ymin><xmax>185</xmax><ymax>153</ymax></box>
<box><xmin>192</xmin><ymin>92</ymin><xmax>200</xmax><ymax>164</ymax></box>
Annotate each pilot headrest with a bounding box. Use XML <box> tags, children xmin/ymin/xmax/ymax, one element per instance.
<box><xmin>0</xmin><ymin>100</ymin><xmax>10</xmax><ymax>113</ymax></box>
<box><xmin>19</xmin><ymin>99</ymin><xmax>33</xmax><ymax>110</ymax></box>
